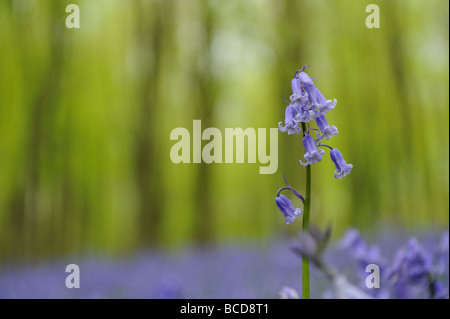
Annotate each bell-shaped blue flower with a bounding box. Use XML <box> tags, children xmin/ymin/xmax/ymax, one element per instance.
<box><xmin>300</xmin><ymin>134</ymin><xmax>325</xmax><ymax>166</ymax></box>
<box><xmin>275</xmin><ymin>194</ymin><xmax>302</xmax><ymax>224</ymax></box>
<box><xmin>315</xmin><ymin>114</ymin><xmax>338</xmax><ymax>140</ymax></box>
<box><xmin>295</xmin><ymin>104</ymin><xmax>314</xmax><ymax>123</ymax></box>
<box><xmin>330</xmin><ymin>148</ymin><xmax>353</xmax><ymax>179</ymax></box>
<box><xmin>290</xmin><ymin>77</ymin><xmax>309</xmax><ymax>106</ymax></box>
<box><xmin>297</xmin><ymin>71</ymin><xmax>317</xmax><ymax>106</ymax></box>
<box><xmin>278</xmin><ymin>104</ymin><xmax>301</xmax><ymax>134</ymax></box>
<box><xmin>314</xmin><ymin>88</ymin><xmax>337</xmax><ymax>115</ymax></box>
<box><xmin>296</xmin><ymin>71</ymin><xmax>336</xmax><ymax>117</ymax></box>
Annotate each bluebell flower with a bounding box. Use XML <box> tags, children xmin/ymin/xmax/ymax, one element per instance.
<box><xmin>275</xmin><ymin>194</ymin><xmax>302</xmax><ymax>224</ymax></box>
<box><xmin>295</xmin><ymin>104</ymin><xmax>314</xmax><ymax>123</ymax></box>
<box><xmin>315</xmin><ymin>114</ymin><xmax>338</xmax><ymax>140</ymax></box>
<box><xmin>341</xmin><ymin>229</ymin><xmax>383</xmax><ymax>266</ymax></box>
<box><xmin>329</xmin><ymin>148</ymin><xmax>353</xmax><ymax>179</ymax></box>
<box><xmin>297</xmin><ymin>71</ymin><xmax>317</xmax><ymax>106</ymax></box>
<box><xmin>289</xmin><ymin>74</ymin><xmax>311</xmax><ymax>122</ymax></box>
<box><xmin>290</xmin><ymin>77</ymin><xmax>308</xmax><ymax>105</ymax></box>
<box><xmin>278</xmin><ymin>104</ymin><xmax>301</xmax><ymax>134</ymax></box>
<box><xmin>389</xmin><ymin>238</ymin><xmax>433</xmax><ymax>285</ymax></box>
<box><xmin>300</xmin><ymin>134</ymin><xmax>325</xmax><ymax>166</ymax></box>
<box><xmin>431</xmin><ymin>280</ymin><xmax>447</xmax><ymax>299</ymax></box>
<box><xmin>313</xmin><ymin>88</ymin><xmax>337</xmax><ymax>115</ymax></box>
<box><xmin>435</xmin><ymin>231</ymin><xmax>449</xmax><ymax>275</ymax></box>
<box><xmin>341</xmin><ymin>229</ymin><xmax>365</xmax><ymax>250</ymax></box>
<box><xmin>297</xmin><ymin>70</ymin><xmax>336</xmax><ymax>116</ymax></box>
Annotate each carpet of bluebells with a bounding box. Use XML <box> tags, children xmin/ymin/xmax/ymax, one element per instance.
<box><xmin>0</xmin><ymin>229</ymin><xmax>448</xmax><ymax>299</ymax></box>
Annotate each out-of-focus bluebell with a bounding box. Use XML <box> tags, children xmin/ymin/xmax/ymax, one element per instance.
<box><xmin>341</xmin><ymin>229</ymin><xmax>384</xmax><ymax>267</ymax></box>
<box><xmin>279</xmin><ymin>286</ymin><xmax>299</xmax><ymax>299</ymax></box>
<box><xmin>389</xmin><ymin>238</ymin><xmax>433</xmax><ymax>285</ymax></box>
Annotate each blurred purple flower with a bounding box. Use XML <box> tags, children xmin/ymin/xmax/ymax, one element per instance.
<box><xmin>341</xmin><ymin>229</ymin><xmax>383</xmax><ymax>267</ymax></box>
<box><xmin>431</xmin><ymin>280</ymin><xmax>447</xmax><ymax>299</ymax></box>
<box><xmin>436</xmin><ymin>231</ymin><xmax>449</xmax><ymax>275</ymax></box>
<box><xmin>279</xmin><ymin>286</ymin><xmax>299</xmax><ymax>299</ymax></box>
<box><xmin>389</xmin><ymin>238</ymin><xmax>433</xmax><ymax>285</ymax></box>
<box><xmin>0</xmin><ymin>229</ymin><xmax>447</xmax><ymax>299</ymax></box>
<box><xmin>153</xmin><ymin>276</ymin><xmax>182</xmax><ymax>299</ymax></box>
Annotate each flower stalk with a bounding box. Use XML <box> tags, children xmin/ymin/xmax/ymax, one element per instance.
<box><xmin>301</xmin><ymin>122</ymin><xmax>311</xmax><ymax>299</ymax></box>
<box><xmin>275</xmin><ymin>65</ymin><xmax>353</xmax><ymax>299</ymax></box>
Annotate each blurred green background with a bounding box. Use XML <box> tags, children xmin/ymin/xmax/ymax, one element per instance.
<box><xmin>0</xmin><ymin>0</ymin><xmax>448</xmax><ymax>260</ymax></box>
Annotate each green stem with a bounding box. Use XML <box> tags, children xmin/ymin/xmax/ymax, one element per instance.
<box><xmin>301</xmin><ymin>122</ymin><xmax>311</xmax><ymax>299</ymax></box>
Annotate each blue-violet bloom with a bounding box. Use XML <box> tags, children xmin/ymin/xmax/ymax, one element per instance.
<box><xmin>297</xmin><ymin>71</ymin><xmax>317</xmax><ymax>107</ymax></box>
<box><xmin>314</xmin><ymin>88</ymin><xmax>337</xmax><ymax>115</ymax></box>
<box><xmin>275</xmin><ymin>194</ymin><xmax>302</xmax><ymax>224</ymax></box>
<box><xmin>295</xmin><ymin>104</ymin><xmax>314</xmax><ymax>123</ymax></box>
<box><xmin>300</xmin><ymin>134</ymin><xmax>325</xmax><ymax>166</ymax></box>
<box><xmin>290</xmin><ymin>77</ymin><xmax>308</xmax><ymax>105</ymax></box>
<box><xmin>315</xmin><ymin>114</ymin><xmax>338</xmax><ymax>140</ymax></box>
<box><xmin>330</xmin><ymin>148</ymin><xmax>353</xmax><ymax>179</ymax></box>
<box><xmin>389</xmin><ymin>238</ymin><xmax>433</xmax><ymax>285</ymax></box>
<box><xmin>278</xmin><ymin>104</ymin><xmax>301</xmax><ymax>134</ymax></box>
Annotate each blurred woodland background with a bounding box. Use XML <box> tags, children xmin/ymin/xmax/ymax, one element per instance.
<box><xmin>0</xmin><ymin>0</ymin><xmax>448</xmax><ymax>261</ymax></box>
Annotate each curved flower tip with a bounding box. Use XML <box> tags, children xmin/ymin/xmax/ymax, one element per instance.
<box><xmin>294</xmin><ymin>65</ymin><xmax>309</xmax><ymax>77</ymax></box>
<box><xmin>300</xmin><ymin>134</ymin><xmax>325</xmax><ymax>166</ymax></box>
<box><xmin>283</xmin><ymin>174</ymin><xmax>304</xmax><ymax>202</ymax></box>
<box><xmin>330</xmin><ymin>148</ymin><xmax>353</xmax><ymax>179</ymax></box>
<box><xmin>275</xmin><ymin>194</ymin><xmax>302</xmax><ymax>224</ymax></box>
